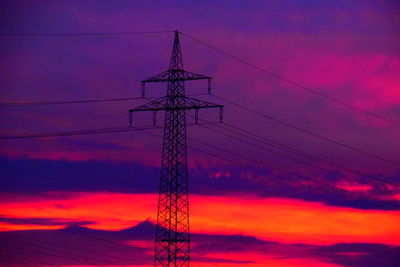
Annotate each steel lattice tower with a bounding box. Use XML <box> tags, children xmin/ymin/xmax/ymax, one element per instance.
<box><xmin>129</xmin><ymin>31</ymin><xmax>223</xmax><ymax>267</ymax></box>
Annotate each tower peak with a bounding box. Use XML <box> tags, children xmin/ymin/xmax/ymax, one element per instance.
<box><xmin>169</xmin><ymin>31</ymin><xmax>183</xmax><ymax>71</ymax></box>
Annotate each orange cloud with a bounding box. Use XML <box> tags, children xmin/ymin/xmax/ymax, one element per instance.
<box><xmin>0</xmin><ymin>192</ymin><xmax>158</xmax><ymax>230</ymax></box>
<box><xmin>0</xmin><ymin>223</ymin><xmax>63</xmax><ymax>231</ymax></box>
<box><xmin>190</xmin><ymin>195</ymin><xmax>400</xmax><ymax>245</ymax></box>
<box><xmin>194</xmin><ymin>252</ymin><xmax>343</xmax><ymax>267</ymax></box>
<box><xmin>1</xmin><ymin>192</ymin><xmax>399</xmax><ymax>246</ymax></box>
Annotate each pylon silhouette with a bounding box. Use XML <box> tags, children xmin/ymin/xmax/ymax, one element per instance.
<box><xmin>129</xmin><ymin>31</ymin><xmax>223</xmax><ymax>266</ymax></box>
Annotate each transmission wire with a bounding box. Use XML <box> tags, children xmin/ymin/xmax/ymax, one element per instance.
<box><xmin>0</xmin><ymin>30</ymin><xmax>173</xmax><ymax>36</ymax></box>
<box><xmin>211</xmin><ymin>94</ymin><xmax>400</xmax><ymax>167</ymax></box>
<box><xmin>180</xmin><ymin>32</ymin><xmax>400</xmax><ymax>126</ymax></box>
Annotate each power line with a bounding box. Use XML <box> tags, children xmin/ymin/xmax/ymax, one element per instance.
<box><xmin>0</xmin><ymin>122</ymin><xmax>219</xmax><ymax>264</ymax></box>
<box><xmin>3</xmin><ymin>235</ymin><xmax>116</xmax><ymax>266</ymax></box>
<box><xmin>180</xmin><ymin>32</ymin><xmax>400</xmax><ymax>126</ymax></box>
<box><xmin>3</xmin><ymin>93</ymin><xmax>395</xmax><ymax>173</ymax></box>
<box><xmin>4</xmin><ymin>230</ymin><xmax>223</xmax><ymax>267</ymax></box>
<box><xmin>3</xmin><ymin>94</ymin><xmax>395</xmax><ymax>181</ymax></box>
<box><xmin>0</xmin><ymin>97</ymin><xmax>144</xmax><ymax>107</ymax></box>
<box><xmin>1</xmin><ymin>119</ymin><xmax>396</xmax><ymax>208</ymax></box>
<box><xmin>2</xmin><ymin>130</ymin><xmax>397</xmax><ymax>267</ymax></box>
<box><xmin>0</xmin><ymin>253</ymin><xmax>46</xmax><ymax>267</ymax></box>
<box><xmin>5</xmin><ymin>126</ymin><xmax>394</xmax><ymax>264</ymax></box>
<box><xmin>211</xmin><ymin>94</ymin><xmax>400</xmax><ymax>167</ymax></box>
<box><xmin>1</xmin><ymin>132</ymin><xmax>159</xmax><ymax>262</ymax></box>
<box><xmin>0</xmin><ymin>30</ymin><xmax>173</xmax><ymax>37</ymax></box>
<box><xmin>2</xmin><ymin>203</ymin><xmax>223</xmax><ymax>267</ymax></box>
<box><xmin>190</xmin><ymin>115</ymin><xmax>366</xmax><ymax>186</ymax></box>
<box><xmin>0</xmin><ymin>123</ymin><xmax>396</xmax><ymax>210</ymax></box>
<box><xmin>201</xmin><ymin>122</ymin><xmax>398</xmax><ymax>188</ymax></box>
<box><xmin>1</xmin><ymin>180</ymin><xmax>231</xmax><ymax>267</ymax></box>
<box><xmin>189</xmin><ymin>136</ymin><xmax>399</xmax><ymax>210</ymax></box>
<box><xmin>0</xmin><ymin>125</ymin><xmax>160</xmax><ymax>139</ymax></box>
<box><xmin>0</xmin><ymin>121</ymin><xmax>217</xmax><ymax>139</ymax></box>
<box><xmin>223</xmin><ymin>122</ymin><xmax>334</xmax><ymax>162</ymax></box>
<box><xmin>144</xmin><ymin>130</ymin><xmax>398</xmax><ymax>210</ymax></box>
<box><xmin>2</xmin><ymin>217</ymin><xmax>148</xmax><ymax>265</ymax></box>
<box><xmin>4</xmin><ymin>231</ymin><xmax>140</xmax><ymax>266</ymax></box>
<box><xmin>2</xmin><ymin>189</ymin><xmax>231</xmax><ymax>267</ymax></box>
<box><xmin>4</xmin><ymin>242</ymin><xmax>93</xmax><ymax>266</ymax></box>
<box><xmin>217</xmin><ymin>122</ymin><xmax>399</xmax><ymax>187</ymax></box>
<box><xmin>189</xmin><ymin>134</ymin><xmax>332</xmax><ymax>184</ymax></box>
<box><xmin>145</xmin><ymin>131</ymin><xmax>400</xmax><ymax>232</ymax></box>
<box><xmin>3</xmin><ymin>231</ymin><xmax>222</xmax><ymax>267</ymax></box>
<box><xmin>3</xmin><ymin>29</ymin><xmax>397</xmax><ymax>126</ymax></box>
<box><xmin>0</xmin><ymin>94</ymin><xmax>209</xmax><ymax>108</ymax></box>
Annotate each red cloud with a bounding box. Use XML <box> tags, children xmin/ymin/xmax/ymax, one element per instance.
<box><xmin>1</xmin><ymin>191</ymin><xmax>399</xmax><ymax>246</ymax></box>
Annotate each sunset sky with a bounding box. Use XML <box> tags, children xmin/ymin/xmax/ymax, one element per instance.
<box><xmin>1</xmin><ymin>1</ymin><xmax>400</xmax><ymax>266</ymax></box>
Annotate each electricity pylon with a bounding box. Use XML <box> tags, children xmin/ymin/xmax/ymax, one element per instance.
<box><xmin>129</xmin><ymin>31</ymin><xmax>223</xmax><ymax>266</ymax></box>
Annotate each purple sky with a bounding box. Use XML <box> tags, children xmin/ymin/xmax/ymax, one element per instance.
<box><xmin>1</xmin><ymin>1</ymin><xmax>400</xmax><ymax>266</ymax></box>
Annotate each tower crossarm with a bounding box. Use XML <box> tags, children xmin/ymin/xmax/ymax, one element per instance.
<box><xmin>142</xmin><ymin>69</ymin><xmax>211</xmax><ymax>83</ymax></box>
<box><xmin>140</xmin><ymin>69</ymin><xmax>213</xmax><ymax>97</ymax></box>
<box><xmin>129</xmin><ymin>96</ymin><xmax>222</xmax><ymax>112</ymax></box>
<box><xmin>129</xmin><ymin>96</ymin><xmax>223</xmax><ymax>125</ymax></box>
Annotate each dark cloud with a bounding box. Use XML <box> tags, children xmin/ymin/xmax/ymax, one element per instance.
<box><xmin>319</xmin><ymin>243</ymin><xmax>400</xmax><ymax>267</ymax></box>
<box><xmin>1</xmin><ymin>157</ymin><xmax>399</xmax><ymax>210</ymax></box>
<box><xmin>1</xmin><ymin>220</ymin><xmax>399</xmax><ymax>266</ymax></box>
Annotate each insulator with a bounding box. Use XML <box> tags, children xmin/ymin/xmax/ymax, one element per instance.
<box><xmin>208</xmin><ymin>79</ymin><xmax>211</xmax><ymax>94</ymax></box>
<box><xmin>153</xmin><ymin>111</ymin><xmax>157</xmax><ymax>126</ymax></box>
<box><xmin>195</xmin><ymin>109</ymin><xmax>199</xmax><ymax>124</ymax></box>
<box><xmin>129</xmin><ymin>111</ymin><xmax>133</xmax><ymax>127</ymax></box>
<box><xmin>219</xmin><ymin>107</ymin><xmax>223</xmax><ymax>122</ymax></box>
<box><xmin>141</xmin><ymin>82</ymin><xmax>145</xmax><ymax>98</ymax></box>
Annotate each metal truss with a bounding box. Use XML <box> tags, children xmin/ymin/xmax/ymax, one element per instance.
<box><xmin>128</xmin><ymin>31</ymin><xmax>223</xmax><ymax>267</ymax></box>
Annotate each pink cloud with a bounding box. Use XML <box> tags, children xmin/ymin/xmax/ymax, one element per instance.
<box><xmin>336</xmin><ymin>181</ymin><xmax>373</xmax><ymax>192</ymax></box>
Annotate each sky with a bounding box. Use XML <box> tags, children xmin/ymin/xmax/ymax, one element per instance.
<box><xmin>1</xmin><ymin>0</ymin><xmax>400</xmax><ymax>266</ymax></box>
